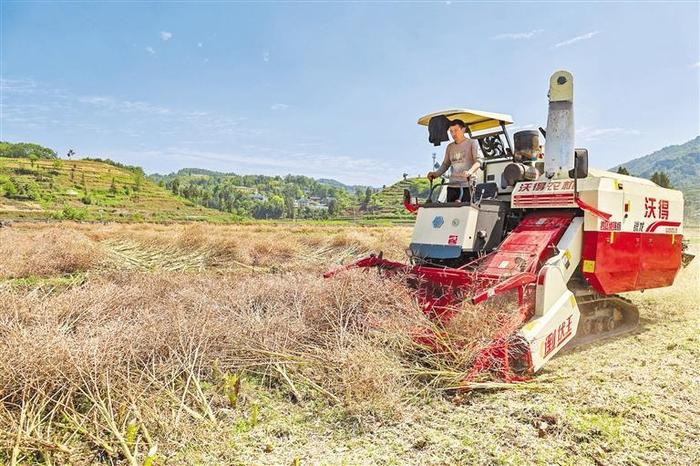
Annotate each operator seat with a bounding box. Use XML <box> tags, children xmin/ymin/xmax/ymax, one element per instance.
<box><xmin>473</xmin><ymin>182</ymin><xmax>499</xmax><ymax>204</ymax></box>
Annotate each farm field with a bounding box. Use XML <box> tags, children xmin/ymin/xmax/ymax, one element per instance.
<box><xmin>0</xmin><ymin>222</ymin><xmax>698</xmax><ymax>465</ymax></box>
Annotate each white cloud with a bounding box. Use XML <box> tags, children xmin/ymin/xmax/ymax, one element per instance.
<box><xmin>553</xmin><ymin>31</ymin><xmax>600</xmax><ymax>48</ymax></box>
<box><xmin>691</xmin><ymin>61</ymin><xmax>700</xmax><ymax>68</ymax></box>
<box><xmin>78</xmin><ymin>95</ymin><xmax>171</xmax><ymax>115</ymax></box>
<box><xmin>5</xmin><ymin>78</ymin><xmax>385</xmax><ymax>182</ymax></box>
<box><xmin>145</xmin><ymin>46</ymin><xmax>156</xmax><ymax>55</ymax></box>
<box><xmin>160</xmin><ymin>31</ymin><xmax>173</xmax><ymax>41</ymax></box>
<box><xmin>1</xmin><ymin>77</ymin><xmax>264</xmax><ymax>149</ymax></box>
<box><xmin>491</xmin><ymin>29</ymin><xmax>544</xmax><ymax>40</ymax></box>
<box><xmin>270</xmin><ymin>103</ymin><xmax>289</xmax><ymax>111</ymax></box>
<box><xmin>576</xmin><ymin>126</ymin><xmax>640</xmax><ymax>141</ymax></box>
<box><xmin>263</xmin><ymin>51</ymin><xmax>270</xmax><ymax>62</ymax></box>
<box><xmin>0</xmin><ymin>78</ymin><xmax>37</xmax><ymax>94</ymax></box>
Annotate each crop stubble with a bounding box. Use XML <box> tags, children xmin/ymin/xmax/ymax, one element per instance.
<box><xmin>0</xmin><ymin>222</ymin><xmax>698</xmax><ymax>465</ymax></box>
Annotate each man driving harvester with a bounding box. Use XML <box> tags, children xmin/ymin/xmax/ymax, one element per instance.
<box><xmin>427</xmin><ymin>119</ymin><xmax>483</xmax><ymax>202</ymax></box>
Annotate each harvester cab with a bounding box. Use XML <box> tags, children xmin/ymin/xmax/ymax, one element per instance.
<box><xmin>326</xmin><ymin>70</ymin><xmax>690</xmax><ymax>385</ymax></box>
<box><xmin>409</xmin><ymin>109</ymin><xmax>521</xmax><ymax>264</ymax></box>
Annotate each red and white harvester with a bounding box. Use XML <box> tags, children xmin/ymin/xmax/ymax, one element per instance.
<box><xmin>326</xmin><ymin>70</ymin><xmax>693</xmax><ymax>383</ymax></box>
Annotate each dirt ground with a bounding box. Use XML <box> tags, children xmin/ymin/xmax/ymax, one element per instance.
<box><xmin>0</xmin><ymin>222</ymin><xmax>698</xmax><ymax>465</ymax></box>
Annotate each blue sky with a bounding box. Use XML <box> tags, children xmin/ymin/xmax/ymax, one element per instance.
<box><xmin>1</xmin><ymin>1</ymin><xmax>698</xmax><ymax>186</ymax></box>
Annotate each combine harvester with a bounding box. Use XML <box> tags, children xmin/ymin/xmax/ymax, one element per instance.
<box><xmin>326</xmin><ymin>70</ymin><xmax>693</xmax><ymax>383</ymax></box>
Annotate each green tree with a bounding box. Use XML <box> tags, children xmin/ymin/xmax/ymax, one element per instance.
<box><xmin>616</xmin><ymin>166</ymin><xmax>630</xmax><ymax>175</ymax></box>
<box><xmin>60</xmin><ymin>205</ymin><xmax>87</xmax><ymax>220</ymax></box>
<box><xmin>328</xmin><ymin>199</ymin><xmax>338</xmax><ymax>216</ymax></box>
<box><xmin>650</xmin><ymin>171</ymin><xmax>672</xmax><ymax>188</ymax></box>
<box><xmin>268</xmin><ymin>195</ymin><xmax>285</xmax><ymax>218</ymax></box>
<box><xmin>0</xmin><ymin>176</ymin><xmax>18</xmax><ymax>198</ymax></box>
<box><xmin>364</xmin><ymin>187</ymin><xmax>373</xmax><ymax>204</ymax></box>
<box><xmin>170</xmin><ymin>178</ymin><xmax>181</xmax><ymax>195</ymax></box>
<box><xmin>29</xmin><ymin>154</ymin><xmax>39</xmax><ymax>168</ymax></box>
<box><xmin>109</xmin><ymin>177</ymin><xmax>118</xmax><ymax>194</ymax></box>
<box><xmin>15</xmin><ymin>180</ymin><xmax>41</xmax><ymax>200</ymax></box>
<box><xmin>284</xmin><ymin>196</ymin><xmax>296</xmax><ymax>219</ymax></box>
<box><xmin>134</xmin><ymin>172</ymin><xmax>144</xmax><ymax>192</ymax></box>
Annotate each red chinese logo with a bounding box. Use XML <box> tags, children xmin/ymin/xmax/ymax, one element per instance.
<box><xmin>644</xmin><ymin>197</ymin><xmax>657</xmax><ymax>218</ymax></box>
<box><xmin>645</xmin><ymin>197</ymin><xmax>670</xmax><ymax>219</ymax></box>
<box><xmin>543</xmin><ymin>315</ymin><xmax>573</xmax><ymax>358</ymax></box>
<box><xmin>518</xmin><ymin>181</ymin><xmax>575</xmax><ymax>193</ymax></box>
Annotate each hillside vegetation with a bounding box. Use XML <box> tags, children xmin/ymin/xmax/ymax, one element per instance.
<box><xmin>3</xmin><ymin>136</ymin><xmax>698</xmax><ymax>224</ymax></box>
<box><xmin>0</xmin><ymin>141</ymin><xmax>57</xmax><ymax>160</ymax></box>
<box><xmin>150</xmin><ymin>169</ymin><xmax>372</xmax><ymax>220</ymax></box>
<box><xmin>151</xmin><ymin>168</ymin><xmax>431</xmax><ymax>223</ymax></box>
<box><xmin>0</xmin><ymin>157</ymin><xmax>224</xmax><ymax>222</ymax></box>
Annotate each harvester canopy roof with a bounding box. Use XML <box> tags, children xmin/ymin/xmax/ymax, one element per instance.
<box><xmin>417</xmin><ymin>108</ymin><xmax>513</xmax><ymax>133</ymax></box>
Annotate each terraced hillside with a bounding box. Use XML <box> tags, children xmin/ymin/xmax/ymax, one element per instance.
<box><xmin>0</xmin><ymin>158</ymin><xmax>227</xmax><ymax>222</ymax></box>
<box><xmin>347</xmin><ymin>177</ymin><xmax>431</xmax><ymax>224</ymax></box>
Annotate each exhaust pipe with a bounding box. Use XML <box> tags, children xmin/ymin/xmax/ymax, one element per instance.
<box><xmin>544</xmin><ymin>70</ymin><xmax>575</xmax><ymax>179</ymax></box>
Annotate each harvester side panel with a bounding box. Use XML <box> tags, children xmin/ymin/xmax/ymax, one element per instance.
<box><xmin>578</xmin><ymin>170</ymin><xmax>684</xmax><ymax>294</ymax></box>
<box><xmin>582</xmin><ymin>232</ymin><xmax>683</xmax><ymax>294</ymax></box>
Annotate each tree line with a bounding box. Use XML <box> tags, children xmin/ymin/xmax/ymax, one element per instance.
<box><xmin>616</xmin><ymin>166</ymin><xmax>673</xmax><ymax>188</ymax></box>
<box><xmin>151</xmin><ymin>170</ymin><xmax>375</xmax><ymax>220</ymax></box>
<box><xmin>0</xmin><ymin>142</ymin><xmax>57</xmax><ymax>160</ymax></box>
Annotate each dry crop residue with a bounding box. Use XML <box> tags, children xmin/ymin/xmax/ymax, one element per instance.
<box><xmin>101</xmin><ymin>238</ymin><xmax>209</xmax><ymax>271</ymax></box>
<box><xmin>0</xmin><ymin>222</ymin><xmax>697</xmax><ymax>466</ymax></box>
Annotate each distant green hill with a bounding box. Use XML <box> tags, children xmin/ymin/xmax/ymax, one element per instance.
<box><xmin>613</xmin><ymin>136</ymin><xmax>700</xmax><ymax>223</ymax></box>
<box><xmin>150</xmin><ymin>169</ymin><xmax>361</xmax><ymax>220</ymax></box>
<box><xmin>316</xmin><ymin>178</ymin><xmax>374</xmax><ymax>194</ymax></box>
<box><xmin>0</xmin><ymin>157</ymin><xmax>225</xmax><ymax>222</ymax></box>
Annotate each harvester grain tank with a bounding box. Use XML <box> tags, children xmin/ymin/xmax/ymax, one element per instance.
<box><xmin>326</xmin><ymin>70</ymin><xmax>692</xmax><ymax>382</ymax></box>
